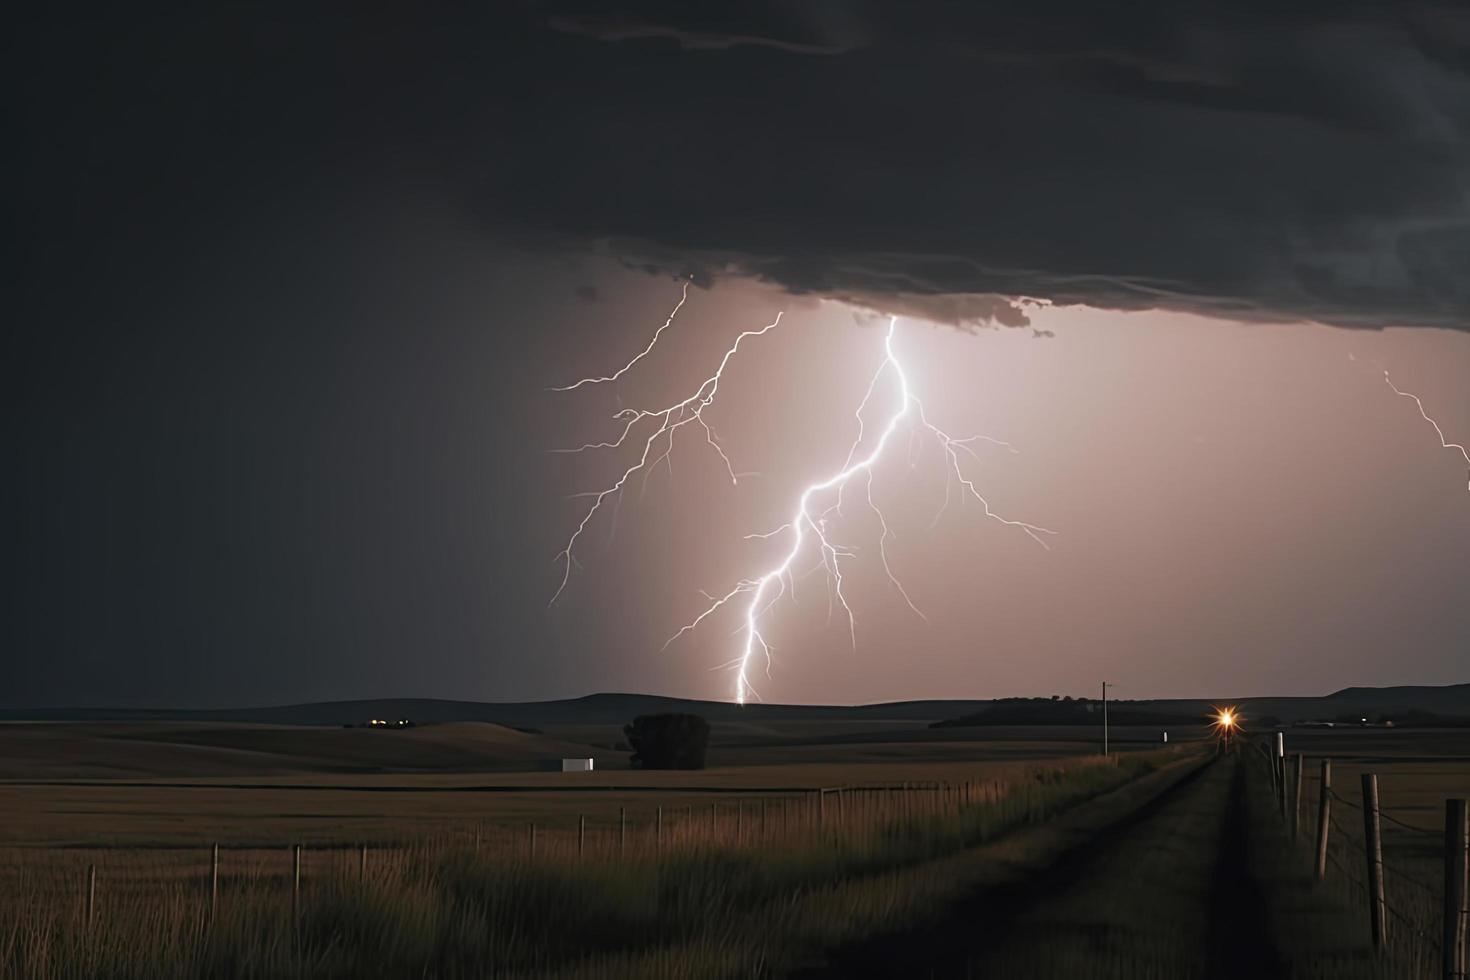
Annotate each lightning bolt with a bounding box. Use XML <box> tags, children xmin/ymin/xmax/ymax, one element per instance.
<box><xmin>548</xmin><ymin>295</ymin><xmax>783</xmax><ymax>604</ymax></box>
<box><xmin>551</xmin><ymin>287</ymin><xmax>1052</xmax><ymax>703</ymax></box>
<box><xmin>549</xmin><ymin>280</ymin><xmax>690</xmax><ymax>392</ymax></box>
<box><xmin>663</xmin><ymin>316</ymin><xmax>1053</xmax><ymax>704</ymax></box>
<box><xmin>1383</xmin><ymin>370</ymin><xmax>1470</xmax><ymax>491</ymax></box>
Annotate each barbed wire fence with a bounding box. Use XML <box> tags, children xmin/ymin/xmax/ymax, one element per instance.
<box><xmin>1249</xmin><ymin>738</ymin><xmax>1468</xmax><ymax>978</ymax></box>
<box><xmin>1325</xmin><ymin>796</ymin><xmax>1444</xmax><ymax>949</ymax></box>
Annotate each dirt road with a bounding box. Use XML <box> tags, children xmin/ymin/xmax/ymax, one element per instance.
<box><xmin>810</xmin><ymin>754</ymin><xmax>1391</xmax><ymax>979</ymax></box>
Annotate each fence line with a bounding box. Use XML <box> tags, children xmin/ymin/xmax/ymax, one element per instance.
<box><xmin>1375</xmin><ymin>855</ymin><xmax>1445</xmax><ymax>896</ymax></box>
<box><xmin>33</xmin><ymin>771</ymin><xmax>1086</xmax><ymax>934</ymax></box>
<box><xmin>1329</xmin><ymin>786</ymin><xmax>1441</xmax><ymax>838</ymax></box>
<box><xmin>1380</xmin><ymin>808</ymin><xmax>1446</xmax><ymax>839</ymax></box>
<box><xmin>1324</xmin><ymin>847</ymin><xmax>1445</xmax><ymax>948</ymax></box>
<box><xmin>1259</xmin><ymin>744</ymin><xmax>1457</xmax><ymax>969</ymax></box>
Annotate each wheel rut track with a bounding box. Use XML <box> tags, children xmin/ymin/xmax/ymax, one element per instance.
<box><xmin>1205</xmin><ymin>757</ymin><xmax>1287</xmax><ymax>978</ymax></box>
<box><xmin>801</xmin><ymin>757</ymin><xmax>1220</xmax><ymax>979</ymax></box>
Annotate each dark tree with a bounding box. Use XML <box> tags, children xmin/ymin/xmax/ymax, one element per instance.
<box><xmin>624</xmin><ymin>713</ymin><xmax>710</xmax><ymax>770</ymax></box>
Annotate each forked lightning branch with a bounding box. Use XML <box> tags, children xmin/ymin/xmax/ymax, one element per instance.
<box><xmin>549</xmin><ymin>286</ymin><xmax>1052</xmax><ymax>703</ymax></box>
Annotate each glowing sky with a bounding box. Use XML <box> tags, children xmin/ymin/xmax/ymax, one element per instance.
<box><xmin>542</xmin><ymin>257</ymin><xmax>1469</xmax><ymax>704</ymax></box>
<box><xmin>8</xmin><ymin>5</ymin><xmax>1469</xmax><ymax>707</ymax></box>
<box><xmin>8</xmin><ymin>217</ymin><xmax>1468</xmax><ymax>707</ymax></box>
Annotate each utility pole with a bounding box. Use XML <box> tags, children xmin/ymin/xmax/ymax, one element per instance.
<box><xmin>1102</xmin><ymin>682</ymin><xmax>1113</xmax><ymax>757</ymax></box>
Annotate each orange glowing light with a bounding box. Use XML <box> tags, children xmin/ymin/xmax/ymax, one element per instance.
<box><xmin>1210</xmin><ymin>706</ymin><xmax>1241</xmax><ymax>738</ymax></box>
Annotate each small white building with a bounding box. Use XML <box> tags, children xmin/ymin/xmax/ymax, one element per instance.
<box><xmin>561</xmin><ymin>758</ymin><xmax>594</xmax><ymax>772</ymax></box>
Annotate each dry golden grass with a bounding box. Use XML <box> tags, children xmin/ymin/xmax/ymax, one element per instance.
<box><xmin>11</xmin><ymin>722</ymin><xmax>1457</xmax><ymax>977</ymax></box>
<box><xmin>0</xmin><ymin>749</ymin><xmax>1199</xmax><ymax>979</ymax></box>
<box><xmin>0</xmin><ymin>758</ymin><xmax>1093</xmax><ymax>847</ymax></box>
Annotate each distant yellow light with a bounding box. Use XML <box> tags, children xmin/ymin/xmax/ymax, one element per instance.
<box><xmin>1218</xmin><ymin>709</ymin><xmax>1235</xmax><ymax>728</ymax></box>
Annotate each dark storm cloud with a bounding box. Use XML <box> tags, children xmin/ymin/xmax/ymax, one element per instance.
<box><xmin>10</xmin><ymin>2</ymin><xmax>1470</xmax><ymax>330</ymax></box>
<box><xmin>543</xmin><ymin>2</ymin><xmax>866</xmax><ymax>55</ymax></box>
<box><xmin>507</xmin><ymin>1</ymin><xmax>1470</xmax><ymax>330</ymax></box>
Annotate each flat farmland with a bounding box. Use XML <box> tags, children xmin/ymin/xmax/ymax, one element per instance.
<box><xmin>1</xmin><ymin>741</ymin><xmax>1198</xmax><ymax>979</ymax></box>
<box><xmin>1282</xmin><ymin>727</ymin><xmax>1470</xmax><ymax>830</ymax></box>
<box><xmin>4</xmin><ymin>717</ymin><xmax>1466</xmax><ymax>978</ymax></box>
<box><xmin>0</xmin><ymin>719</ymin><xmax>1188</xmax><ymax>846</ymax></box>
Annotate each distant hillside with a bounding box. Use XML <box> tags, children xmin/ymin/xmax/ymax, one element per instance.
<box><xmin>932</xmin><ymin>698</ymin><xmax>1204</xmax><ymax>729</ymax></box>
<box><xmin>3</xmin><ymin>683</ymin><xmax>1464</xmax><ymax>729</ymax></box>
<box><xmin>0</xmin><ymin>721</ymin><xmax>622</xmax><ymax>779</ymax></box>
<box><xmin>931</xmin><ymin>683</ymin><xmax>1470</xmax><ymax>729</ymax></box>
<box><xmin>1325</xmin><ymin>684</ymin><xmax>1470</xmax><ymax>713</ymax></box>
<box><xmin>0</xmin><ymin>694</ymin><xmax>990</xmax><ymax>728</ymax></box>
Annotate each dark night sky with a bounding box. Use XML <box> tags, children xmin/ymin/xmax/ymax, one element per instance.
<box><xmin>7</xmin><ymin>4</ymin><xmax>1468</xmax><ymax>707</ymax></box>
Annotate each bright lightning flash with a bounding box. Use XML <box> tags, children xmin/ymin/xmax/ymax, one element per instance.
<box><xmin>665</xmin><ymin>316</ymin><xmax>1054</xmax><ymax>704</ymax></box>
<box><xmin>551</xmin><ymin>292</ymin><xmax>1052</xmax><ymax>704</ymax></box>
<box><xmin>1382</xmin><ymin>370</ymin><xmax>1470</xmax><ymax>492</ymax></box>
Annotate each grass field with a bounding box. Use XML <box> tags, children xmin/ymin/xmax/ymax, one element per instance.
<box><xmin>0</xmin><ymin>747</ymin><xmax>1202</xmax><ymax>978</ymax></box>
<box><xmin>3</xmin><ymin>717</ymin><xmax>1465</xmax><ymax>978</ymax></box>
<box><xmin>0</xmin><ymin>719</ymin><xmax>1181</xmax><ymax>847</ymax></box>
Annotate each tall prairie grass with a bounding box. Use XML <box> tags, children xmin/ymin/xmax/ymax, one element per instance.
<box><xmin>1</xmin><ymin>750</ymin><xmax>1189</xmax><ymax>979</ymax></box>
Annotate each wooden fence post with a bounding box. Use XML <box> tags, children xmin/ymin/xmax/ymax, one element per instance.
<box><xmin>86</xmin><ymin>864</ymin><xmax>96</xmax><ymax>931</ymax></box>
<box><xmin>737</xmin><ymin>801</ymin><xmax>743</xmax><ymax>842</ymax></box>
<box><xmin>578</xmin><ymin>815</ymin><xmax>586</xmax><ymax>858</ymax></box>
<box><xmin>292</xmin><ymin>845</ymin><xmax>302</xmax><ymax>928</ymax></box>
<box><xmin>1314</xmin><ymin>759</ymin><xmax>1332</xmax><ymax>880</ymax></box>
<box><xmin>1292</xmin><ymin>755</ymin><xmax>1304</xmax><ymax>840</ymax></box>
<box><xmin>1446</xmin><ymin>798</ymin><xmax>1468</xmax><ymax>980</ymax></box>
<box><xmin>656</xmin><ymin>806</ymin><xmax>663</xmax><ymax>850</ymax></box>
<box><xmin>1276</xmin><ymin>734</ymin><xmax>1288</xmax><ymax>821</ymax></box>
<box><xmin>619</xmin><ymin>807</ymin><xmax>626</xmax><ymax>857</ymax></box>
<box><xmin>529</xmin><ymin>822</ymin><xmax>537</xmax><ymax>859</ymax></box>
<box><xmin>210</xmin><ymin>844</ymin><xmax>219</xmax><ymax>923</ymax></box>
<box><xmin>1361</xmin><ymin>774</ymin><xmax>1386</xmax><ymax>949</ymax></box>
<box><xmin>359</xmin><ymin>843</ymin><xmax>367</xmax><ymax>881</ymax></box>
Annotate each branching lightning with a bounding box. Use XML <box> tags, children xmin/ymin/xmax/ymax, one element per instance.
<box><xmin>551</xmin><ymin>287</ymin><xmax>1053</xmax><ymax>703</ymax></box>
<box><xmin>549</xmin><ymin>280</ymin><xmax>691</xmax><ymax>392</ymax></box>
<box><xmin>548</xmin><ymin>294</ymin><xmax>783</xmax><ymax>604</ymax></box>
<box><xmin>663</xmin><ymin>315</ymin><xmax>1053</xmax><ymax>703</ymax></box>
<box><xmin>1382</xmin><ymin>370</ymin><xmax>1470</xmax><ymax>492</ymax></box>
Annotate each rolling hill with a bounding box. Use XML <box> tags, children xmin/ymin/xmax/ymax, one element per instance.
<box><xmin>0</xmin><ymin>693</ymin><xmax>990</xmax><ymax>728</ymax></box>
<box><xmin>0</xmin><ymin>721</ymin><xmax>621</xmax><ymax>779</ymax></box>
<box><xmin>2</xmin><ymin>683</ymin><xmax>1465</xmax><ymax>732</ymax></box>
